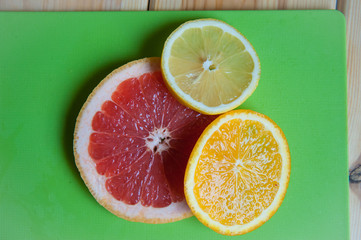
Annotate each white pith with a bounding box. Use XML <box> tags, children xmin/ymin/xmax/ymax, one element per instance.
<box><xmin>145</xmin><ymin>127</ymin><xmax>171</xmax><ymax>154</ymax></box>
<box><xmin>202</xmin><ymin>58</ymin><xmax>214</xmax><ymax>71</ymax></box>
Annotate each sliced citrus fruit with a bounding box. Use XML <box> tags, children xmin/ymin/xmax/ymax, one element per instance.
<box><xmin>74</xmin><ymin>57</ymin><xmax>216</xmax><ymax>223</ymax></box>
<box><xmin>161</xmin><ymin>19</ymin><xmax>260</xmax><ymax>115</ymax></box>
<box><xmin>184</xmin><ymin>110</ymin><xmax>290</xmax><ymax>235</ymax></box>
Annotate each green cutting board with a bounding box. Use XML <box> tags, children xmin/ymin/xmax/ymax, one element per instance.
<box><xmin>0</xmin><ymin>10</ymin><xmax>348</xmax><ymax>240</ymax></box>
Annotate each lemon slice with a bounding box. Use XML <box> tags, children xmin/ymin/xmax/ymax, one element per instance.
<box><xmin>184</xmin><ymin>110</ymin><xmax>291</xmax><ymax>235</ymax></box>
<box><xmin>161</xmin><ymin>19</ymin><xmax>261</xmax><ymax>115</ymax></box>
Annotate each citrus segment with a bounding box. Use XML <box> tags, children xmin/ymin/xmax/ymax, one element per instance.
<box><xmin>74</xmin><ymin>57</ymin><xmax>216</xmax><ymax>223</ymax></box>
<box><xmin>184</xmin><ymin>110</ymin><xmax>290</xmax><ymax>235</ymax></box>
<box><xmin>194</xmin><ymin>119</ymin><xmax>282</xmax><ymax>225</ymax></box>
<box><xmin>162</xmin><ymin>19</ymin><xmax>260</xmax><ymax>114</ymax></box>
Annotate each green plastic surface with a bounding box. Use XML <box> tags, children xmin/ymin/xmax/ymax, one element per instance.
<box><xmin>0</xmin><ymin>10</ymin><xmax>348</xmax><ymax>240</ymax></box>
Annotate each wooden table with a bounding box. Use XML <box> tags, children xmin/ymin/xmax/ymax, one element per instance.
<box><xmin>1</xmin><ymin>0</ymin><xmax>360</xmax><ymax>238</ymax></box>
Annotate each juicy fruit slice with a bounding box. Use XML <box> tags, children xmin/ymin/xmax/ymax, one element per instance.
<box><xmin>74</xmin><ymin>57</ymin><xmax>216</xmax><ymax>223</ymax></box>
<box><xmin>184</xmin><ymin>110</ymin><xmax>290</xmax><ymax>235</ymax></box>
<box><xmin>161</xmin><ymin>19</ymin><xmax>260</xmax><ymax>115</ymax></box>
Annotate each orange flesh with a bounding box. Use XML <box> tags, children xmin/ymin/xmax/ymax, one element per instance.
<box><xmin>193</xmin><ymin>119</ymin><xmax>282</xmax><ymax>226</ymax></box>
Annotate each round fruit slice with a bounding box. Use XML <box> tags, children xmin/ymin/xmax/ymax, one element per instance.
<box><xmin>184</xmin><ymin>110</ymin><xmax>290</xmax><ymax>235</ymax></box>
<box><xmin>74</xmin><ymin>57</ymin><xmax>216</xmax><ymax>223</ymax></box>
<box><xmin>161</xmin><ymin>19</ymin><xmax>260</xmax><ymax>115</ymax></box>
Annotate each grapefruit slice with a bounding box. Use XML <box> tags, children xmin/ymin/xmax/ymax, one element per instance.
<box><xmin>74</xmin><ymin>57</ymin><xmax>216</xmax><ymax>223</ymax></box>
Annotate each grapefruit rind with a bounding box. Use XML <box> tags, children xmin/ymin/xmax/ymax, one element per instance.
<box><xmin>184</xmin><ymin>110</ymin><xmax>291</xmax><ymax>235</ymax></box>
<box><xmin>74</xmin><ymin>57</ymin><xmax>192</xmax><ymax>223</ymax></box>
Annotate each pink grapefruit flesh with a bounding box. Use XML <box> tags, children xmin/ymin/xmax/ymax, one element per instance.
<box><xmin>74</xmin><ymin>57</ymin><xmax>216</xmax><ymax>223</ymax></box>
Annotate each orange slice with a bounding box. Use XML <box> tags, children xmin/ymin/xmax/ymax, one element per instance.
<box><xmin>184</xmin><ymin>110</ymin><xmax>291</xmax><ymax>235</ymax></box>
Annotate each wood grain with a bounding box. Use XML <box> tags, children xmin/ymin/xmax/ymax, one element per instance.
<box><xmin>149</xmin><ymin>0</ymin><xmax>337</xmax><ymax>10</ymax></box>
<box><xmin>338</xmin><ymin>0</ymin><xmax>361</xmax><ymax>239</ymax></box>
<box><xmin>0</xmin><ymin>0</ymin><xmax>148</xmax><ymax>11</ymax></box>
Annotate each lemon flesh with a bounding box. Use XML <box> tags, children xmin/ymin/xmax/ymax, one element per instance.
<box><xmin>162</xmin><ymin>19</ymin><xmax>260</xmax><ymax>114</ymax></box>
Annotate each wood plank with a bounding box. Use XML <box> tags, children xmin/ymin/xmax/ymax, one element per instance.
<box><xmin>149</xmin><ymin>0</ymin><xmax>336</xmax><ymax>10</ymax></box>
<box><xmin>0</xmin><ymin>0</ymin><xmax>148</xmax><ymax>11</ymax></box>
<box><xmin>338</xmin><ymin>0</ymin><xmax>361</xmax><ymax>239</ymax></box>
